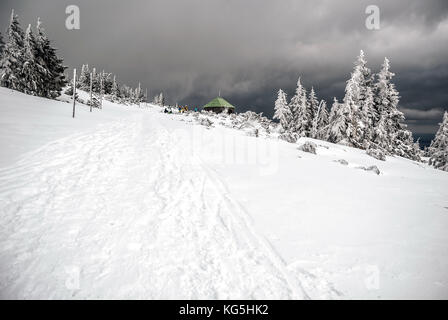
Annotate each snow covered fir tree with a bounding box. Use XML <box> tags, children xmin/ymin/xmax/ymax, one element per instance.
<box><xmin>274</xmin><ymin>50</ymin><xmax>423</xmax><ymax>163</ymax></box>
<box><xmin>0</xmin><ymin>10</ymin><xmax>66</xmax><ymax>98</ymax></box>
<box><xmin>428</xmin><ymin>112</ymin><xmax>448</xmax><ymax>171</ymax></box>
<box><xmin>153</xmin><ymin>92</ymin><xmax>165</xmax><ymax>106</ymax></box>
<box><xmin>0</xmin><ymin>32</ymin><xmax>5</xmax><ymax>61</ymax></box>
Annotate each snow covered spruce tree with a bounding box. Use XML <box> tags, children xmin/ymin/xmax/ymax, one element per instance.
<box><xmin>327</xmin><ymin>97</ymin><xmax>355</xmax><ymax>144</ymax></box>
<box><xmin>159</xmin><ymin>92</ymin><xmax>165</xmax><ymax>106</ymax></box>
<box><xmin>119</xmin><ymin>85</ymin><xmax>131</xmax><ymax>103</ymax></box>
<box><xmin>78</xmin><ymin>64</ymin><xmax>90</xmax><ymax>89</ymax></box>
<box><xmin>361</xmin><ymin>85</ymin><xmax>376</xmax><ymax>146</ymax></box>
<box><xmin>428</xmin><ymin>111</ymin><xmax>448</xmax><ymax>171</ymax></box>
<box><xmin>290</xmin><ymin>78</ymin><xmax>312</xmax><ymax>136</ymax></box>
<box><xmin>273</xmin><ymin>89</ymin><xmax>291</xmax><ymax>132</ymax></box>
<box><xmin>0</xmin><ymin>10</ymin><xmax>25</xmax><ymax>92</ymax></box>
<box><xmin>311</xmin><ymin>100</ymin><xmax>329</xmax><ymax>139</ymax></box>
<box><xmin>372</xmin><ymin>57</ymin><xmax>419</xmax><ymax>160</ymax></box>
<box><xmin>336</xmin><ymin>50</ymin><xmax>374</xmax><ymax>148</ymax></box>
<box><xmin>22</xmin><ymin>24</ymin><xmax>42</xmax><ymax>95</ymax></box>
<box><xmin>34</xmin><ymin>18</ymin><xmax>67</xmax><ymax>98</ymax></box>
<box><xmin>100</xmin><ymin>71</ymin><xmax>113</xmax><ymax>95</ymax></box>
<box><xmin>308</xmin><ymin>87</ymin><xmax>319</xmax><ymax>124</ymax></box>
<box><xmin>153</xmin><ymin>92</ymin><xmax>165</xmax><ymax>106</ymax></box>
<box><xmin>91</xmin><ymin>68</ymin><xmax>99</xmax><ymax>93</ymax></box>
<box><xmin>111</xmin><ymin>75</ymin><xmax>119</xmax><ymax>101</ymax></box>
<box><xmin>0</xmin><ymin>32</ymin><xmax>5</xmax><ymax>59</ymax></box>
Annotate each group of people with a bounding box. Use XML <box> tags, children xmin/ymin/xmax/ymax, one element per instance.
<box><xmin>164</xmin><ymin>105</ymin><xmax>199</xmax><ymax>114</ymax></box>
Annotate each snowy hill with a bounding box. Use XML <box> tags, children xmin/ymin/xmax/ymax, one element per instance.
<box><xmin>0</xmin><ymin>87</ymin><xmax>447</xmax><ymax>299</ymax></box>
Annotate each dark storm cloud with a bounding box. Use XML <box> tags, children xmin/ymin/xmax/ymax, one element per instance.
<box><xmin>1</xmin><ymin>0</ymin><xmax>447</xmax><ymax>134</ymax></box>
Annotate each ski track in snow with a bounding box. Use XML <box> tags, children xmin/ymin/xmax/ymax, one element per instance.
<box><xmin>0</xmin><ymin>112</ymin><xmax>330</xmax><ymax>299</ymax></box>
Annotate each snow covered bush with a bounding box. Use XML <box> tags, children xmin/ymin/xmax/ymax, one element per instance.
<box><xmin>334</xmin><ymin>159</ymin><xmax>349</xmax><ymax>166</ymax></box>
<box><xmin>198</xmin><ymin>117</ymin><xmax>213</xmax><ymax>128</ymax></box>
<box><xmin>357</xmin><ymin>165</ymin><xmax>381</xmax><ymax>175</ymax></box>
<box><xmin>279</xmin><ymin>132</ymin><xmax>298</xmax><ymax>143</ymax></box>
<box><xmin>246</xmin><ymin>128</ymin><xmax>260</xmax><ymax>138</ymax></box>
<box><xmin>217</xmin><ymin>111</ymin><xmax>274</xmax><ymax>138</ymax></box>
<box><xmin>298</xmin><ymin>141</ymin><xmax>317</xmax><ymax>154</ymax></box>
<box><xmin>366</xmin><ymin>148</ymin><xmax>386</xmax><ymax>161</ymax></box>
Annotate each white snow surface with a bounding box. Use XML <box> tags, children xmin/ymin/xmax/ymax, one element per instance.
<box><xmin>0</xmin><ymin>87</ymin><xmax>447</xmax><ymax>299</ymax></box>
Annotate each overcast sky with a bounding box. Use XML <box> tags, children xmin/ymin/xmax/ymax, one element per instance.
<box><xmin>1</xmin><ymin>0</ymin><xmax>447</xmax><ymax>136</ymax></box>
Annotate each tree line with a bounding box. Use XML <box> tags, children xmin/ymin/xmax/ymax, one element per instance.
<box><xmin>72</xmin><ymin>64</ymin><xmax>167</xmax><ymax>107</ymax></box>
<box><xmin>73</xmin><ymin>63</ymin><xmax>146</xmax><ymax>106</ymax></box>
<box><xmin>274</xmin><ymin>50</ymin><xmax>421</xmax><ymax>161</ymax></box>
<box><xmin>0</xmin><ymin>10</ymin><xmax>66</xmax><ymax>98</ymax></box>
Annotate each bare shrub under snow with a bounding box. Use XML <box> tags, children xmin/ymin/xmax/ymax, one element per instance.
<box><xmin>356</xmin><ymin>165</ymin><xmax>381</xmax><ymax>175</ymax></box>
<box><xmin>298</xmin><ymin>141</ymin><xmax>317</xmax><ymax>154</ymax></box>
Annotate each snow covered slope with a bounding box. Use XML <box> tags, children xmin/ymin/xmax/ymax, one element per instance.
<box><xmin>0</xmin><ymin>87</ymin><xmax>447</xmax><ymax>299</ymax></box>
<box><xmin>0</xmin><ymin>88</ymin><xmax>134</xmax><ymax>167</ymax></box>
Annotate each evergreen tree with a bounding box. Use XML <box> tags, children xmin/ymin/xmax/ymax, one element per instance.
<box><xmin>374</xmin><ymin>57</ymin><xmax>417</xmax><ymax>159</ymax></box>
<box><xmin>273</xmin><ymin>89</ymin><xmax>291</xmax><ymax>133</ymax></box>
<box><xmin>341</xmin><ymin>50</ymin><xmax>373</xmax><ymax>148</ymax></box>
<box><xmin>297</xmin><ymin>91</ymin><xmax>311</xmax><ymax>137</ymax></box>
<box><xmin>360</xmin><ymin>85</ymin><xmax>375</xmax><ymax>148</ymax></box>
<box><xmin>327</xmin><ymin>97</ymin><xmax>356</xmax><ymax>145</ymax></box>
<box><xmin>153</xmin><ymin>92</ymin><xmax>162</xmax><ymax>106</ymax></box>
<box><xmin>91</xmin><ymin>68</ymin><xmax>99</xmax><ymax>92</ymax></box>
<box><xmin>290</xmin><ymin>78</ymin><xmax>311</xmax><ymax>136</ymax></box>
<box><xmin>136</xmin><ymin>84</ymin><xmax>145</xmax><ymax>103</ymax></box>
<box><xmin>159</xmin><ymin>92</ymin><xmax>165</xmax><ymax>106</ymax></box>
<box><xmin>22</xmin><ymin>24</ymin><xmax>41</xmax><ymax>95</ymax></box>
<box><xmin>111</xmin><ymin>75</ymin><xmax>119</xmax><ymax>100</ymax></box>
<box><xmin>100</xmin><ymin>71</ymin><xmax>112</xmax><ymax>94</ymax></box>
<box><xmin>312</xmin><ymin>100</ymin><xmax>329</xmax><ymax>139</ymax></box>
<box><xmin>428</xmin><ymin>111</ymin><xmax>448</xmax><ymax>171</ymax></box>
<box><xmin>78</xmin><ymin>64</ymin><xmax>90</xmax><ymax>89</ymax></box>
<box><xmin>153</xmin><ymin>93</ymin><xmax>160</xmax><ymax>105</ymax></box>
<box><xmin>35</xmin><ymin>18</ymin><xmax>66</xmax><ymax>98</ymax></box>
<box><xmin>371</xmin><ymin>113</ymin><xmax>390</xmax><ymax>151</ymax></box>
<box><xmin>0</xmin><ymin>32</ymin><xmax>5</xmax><ymax>59</ymax></box>
<box><xmin>308</xmin><ymin>87</ymin><xmax>319</xmax><ymax>123</ymax></box>
<box><xmin>129</xmin><ymin>86</ymin><xmax>136</xmax><ymax>103</ymax></box>
<box><xmin>0</xmin><ymin>10</ymin><xmax>25</xmax><ymax>92</ymax></box>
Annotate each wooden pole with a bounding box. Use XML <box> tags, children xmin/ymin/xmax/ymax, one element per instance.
<box><xmin>145</xmin><ymin>88</ymin><xmax>148</xmax><ymax>107</ymax></box>
<box><xmin>89</xmin><ymin>72</ymin><xmax>93</xmax><ymax>112</ymax></box>
<box><xmin>138</xmin><ymin>82</ymin><xmax>141</xmax><ymax>108</ymax></box>
<box><xmin>100</xmin><ymin>75</ymin><xmax>103</xmax><ymax>110</ymax></box>
<box><xmin>72</xmin><ymin>68</ymin><xmax>76</xmax><ymax>118</ymax></box>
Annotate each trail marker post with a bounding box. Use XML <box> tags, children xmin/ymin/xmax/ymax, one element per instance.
<box><xmin>145</xmin><ymin>88</ymin><xmax>148</xmax><ymax>107</ymax></box>
<box><xmin>89</xmin><ymin>72</ymin><xmax>93</xmax><ymax>112</ymax></box>
<box><xmin>100</xmin><ymin>75</ymin><xmax>103</xmax><ymax>110</ymax></box>
<box><xmin>138</xmin><ymin>82</ymin><xmax>141</xmax><ymax>108</ymax></box>
<box><xmin>72</xmin><ymin>68</ymin><xmax>76</xmax><ymax>118</ymax></box>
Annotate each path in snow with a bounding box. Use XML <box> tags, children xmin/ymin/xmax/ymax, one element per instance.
<box><xmin>0</xmin><ymin>112</ymin><xmax>314</xmax><ymax>299</ymax></box>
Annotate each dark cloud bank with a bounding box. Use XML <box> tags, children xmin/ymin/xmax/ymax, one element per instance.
<box><xmin>1</xmin><ymin>0</ymin><xmax>448</xmax><ymax>139</ymax></box>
